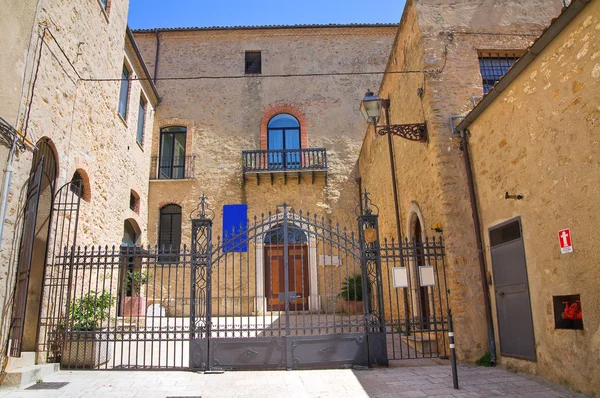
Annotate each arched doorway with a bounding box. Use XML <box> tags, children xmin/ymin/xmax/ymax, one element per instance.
<box><xmin>263</xmin><ymin>224</ymin><xmax>309</xmax><ymax>311</ymax></box>
<box><xmin>119</xmin><ymin>219</ymin><xmax>142</xmax><ymax>316</ymax></box>
<box><xmin>412</xmin><ymin>217</ymin><xmax>431</xmax><ymax>330</ymax></box>
<box><xmin>10</xmin><ymin>138</ymin><xmax>58</xmax><ymax>356</ymax></box>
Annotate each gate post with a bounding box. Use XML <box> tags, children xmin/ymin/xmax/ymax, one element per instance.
<box><xmin>190</xmin><ymin>194</ymin><xmax>214</xmax><ymax>370</ymax></box>
<box><xmin>357</xmin><ymin>190</ymin><xmax>389</xmax><ymax>366</ymax></box>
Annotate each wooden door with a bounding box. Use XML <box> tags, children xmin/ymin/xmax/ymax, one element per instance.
<box><xmin>264</xmin><ymin>245</ymin><xmax>309</xmax><ymax>311</ymax></box>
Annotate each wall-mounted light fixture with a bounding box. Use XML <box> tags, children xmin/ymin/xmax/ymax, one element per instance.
<box><xmin>360</xmin><ymin>91</ymin><xmax>428</xmax><ymax>142</ymax></box>
<box><xmin>431</xmin><ymin>223</ymin><xmax>443</xmax><ymax>233</ymax></box>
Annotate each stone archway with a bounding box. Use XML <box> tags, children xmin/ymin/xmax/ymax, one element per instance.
<box><xmin>20</xmin><ymin>138</ymin><xmax>59</xmax><ymax>353</ymax></box>
<box><xmin>407</xmin><ymin>202</ymin><xmax>431</xmax><ymax>330</ymax></box>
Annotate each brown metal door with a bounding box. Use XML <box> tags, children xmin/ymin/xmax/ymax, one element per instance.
<box><xmin>265</xmin><ymin>245</ymin><xmax>309</xmax><ymax>311</ymax></box>
<box><xmin>9</xmin><ymin>159</ymin><xmax>44</xmax><ymax>357</ymax></box>
<box><xmin>489</xmin><ymin>218</ymin><xmax>536</xmax><ymax>361</ymax></box>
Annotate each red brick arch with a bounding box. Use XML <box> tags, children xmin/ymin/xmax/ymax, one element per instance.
<box><xmin>260</xmin><ymin>105</ymin><xmax>308</xmax><ymax>150</ymax></box>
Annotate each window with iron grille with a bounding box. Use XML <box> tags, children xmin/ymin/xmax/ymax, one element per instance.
<box><xmin>478</xmin><ymin>54</ymin><xmax>520</xmax><ymax>94</ymax></box>
<box><xmin>70</xmin><ymin>171</ymin><xmax>85</xmax><ymax>198</ymax></box>
<box><xmin>159</xmin><ymin>204</ymin><xmax>182</xmax><ymax>261</ymax></box>
<box><xmin>118</xmin><ymin>65</ymin><xmax>130</xmax><ymax>119</ymax></box>
<box><xmin>245</xmin><ymin>51</ymin><xmax>261</xmax><ymax>74</ymax></box>
<box><xmin>99</xmin><ymin>0</ymin><xmax>108</xmax><ymax>10</ymax></box>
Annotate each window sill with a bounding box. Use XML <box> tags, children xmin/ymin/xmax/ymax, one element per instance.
<box><xmin>96</xmin><ymin>0</ymin><xmax>110</xmax><ymax>22</ymax></box>
<box><xmin>150</xmin><ymin>178</ymin><xmax>195</xmax><ymax>183</ymax></box>
<box><xmin>117</xmin><ymin>112</ymin><xmax>128</xmax><ymax>127</ymax></box>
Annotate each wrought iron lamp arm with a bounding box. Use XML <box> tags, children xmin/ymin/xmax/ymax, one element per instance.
<box><xmin>376</xmin><ymin>99</ymin><xmax>428</xmax><ymax>143</ymax></box>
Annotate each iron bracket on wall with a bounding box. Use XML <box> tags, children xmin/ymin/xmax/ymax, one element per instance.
<box><xmin>377</xmin><ymin>123</ymin><xmax>428</xmax><ymax>142</ymax></box>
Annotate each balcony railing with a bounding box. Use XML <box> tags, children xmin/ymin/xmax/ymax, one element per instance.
<box><xmin>242</xmin><ymin>148</ymin><xmax>327</xmax><ymax>173</ymax></box>
<box><xmin>150</xmin><ymin>155</ymin><xmax>195</xmax><ymax>180</ymax></box>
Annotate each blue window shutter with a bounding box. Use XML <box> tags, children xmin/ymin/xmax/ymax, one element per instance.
<box><xmin>222</xmin><ymin>204</ymin><xmax>248</xmax><ymax>252</ymax></box>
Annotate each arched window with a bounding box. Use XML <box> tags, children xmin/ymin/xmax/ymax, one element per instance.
<box><xmin>159</xmin><ymin>204</ymin><xmax>182</xmax><ymax>253</ymax></box>
<box><xmin>70</xmin><ymin>171</ymin><xmax>85</xmax><ymax>198</ymax></box>
<box><xmin>264</xmin><ymin>224</ymin><xmax>307</xmax><ymax>245</ymax></box>
<box><xmin>122</xmin><ymin>219</ymin><xmax>138</xmax><ymax>246</ymax></box>
<box><xmin>267</xmin><ymin>114</ymin><xmax>301</xmax><ymax>169</ymax></box>
<box><xmin>159</xmin><ymin>127</ymin><xmax>187</xmax><ymax>179</ymax></box>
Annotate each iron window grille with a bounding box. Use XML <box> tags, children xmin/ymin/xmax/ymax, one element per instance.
<box><xmin>245</xmin><ymin>51</ymin><xmax>261</xmax><ymax>74</ymax></box>
<box><xmin>118</xmin><ymin>65</ymin><xmax>130</xmax><ymax>119</ymax></box>
<box><xmin>478</xmin><ymin>54</ymin><xmax>520</xmax><ymax>94</ymax></box>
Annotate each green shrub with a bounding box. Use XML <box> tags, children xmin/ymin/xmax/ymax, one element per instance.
<box><xmin>125</xmin><ymin>270</ymin><xmax>150</xmax><ymax>295</ymax></box>
<box><xmin>339</xmin><ymin>274</ymin><xmax>367</xmax><ymax>301</ymax></box>
<box><xmin>475</xmin><ymin>351</ymin><xmax>493</xmax><ymax>367</ymax></box>
<box><xmin>68</xmin><ymin>290</ymin><xmax>115</xmax><ymax>331</ymax></box>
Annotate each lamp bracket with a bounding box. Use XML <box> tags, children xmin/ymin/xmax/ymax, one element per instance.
<box><xmin>377</xmin><ymin>123</ymin><xmax>428</xmax><ymax>142</ymax></box>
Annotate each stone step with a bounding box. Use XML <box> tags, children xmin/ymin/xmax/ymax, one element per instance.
<box><xmin>0</xmin><ymin>363</ymin><xmax>60</xmax><ymax>387</ymax></box>
<box><xmin>401</xmin><ymin>334</ymin><xmax>439</xmax><ymax>355</ymax></box>
<box><xmin>5</xmin><ymin>352</ymin><xmax>36</xmax><ymax>372</ymax></box>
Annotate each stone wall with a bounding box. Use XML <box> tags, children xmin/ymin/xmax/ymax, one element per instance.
<box><xmin>133</xmin><ymin>26</ymin><xmax>396</xmax><ymax>244</ymax></box>
<box><xmin>0</xmin><ymin>0</ymin><xmax>158</xmax><ymax>364</ymax></box>
<box><xmin>465</xmin><ymin>0</ymin><xmax>600</xmax><ymax>393</ymax></box>
<box><xmin>354</xmin><ymin>0</ymin><xmax>562</xmax><ymax>361</ymax></box>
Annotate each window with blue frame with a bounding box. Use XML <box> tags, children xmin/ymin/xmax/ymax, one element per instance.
<box><xmin>478</xmin><ymin>55</ymin><xmax>520</xmax><ymax>94</ymax></box>
<box><xmin>267</xmin><ymin>114</ymin><xmax>301</xmax><ymax>170</ymax></box>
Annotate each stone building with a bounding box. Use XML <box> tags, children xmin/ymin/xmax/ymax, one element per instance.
<box><xmin>354</xmin><ymin>0</ymin><xmax>563</xmax><ymax>363</ymax></box>
<box><xmin>131</xmin><ymin>25</ymin><xmax>396</xmax><ymax>315</ymax></box>
<box><xmin>0</xmin><ymin>0</ymin><xmax>158</xmax><ymax>379</ymax></box>
<box><xmin>454</xmin><ymin>0</ymin><xmax>600</xmax><ymax>394</ymax></box>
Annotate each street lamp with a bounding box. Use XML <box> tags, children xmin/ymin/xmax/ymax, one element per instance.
<box><xmin>360</xmin><ymin>90</ymin><xmax>427</xmax><ymax>338</ymax></box>
<box><xmin>360</xmin><ymin>91</ymin><xmax>428</xmax><ymax>142</ymax></box>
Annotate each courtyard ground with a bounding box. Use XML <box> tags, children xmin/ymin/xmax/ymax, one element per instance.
<box><xmin>0</xmin><ymin>360</ymin><xmax>586</xmax><ymax>398</ymax></box>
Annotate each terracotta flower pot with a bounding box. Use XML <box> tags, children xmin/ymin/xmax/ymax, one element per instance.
<box><xmin>342</xmin><ymin>300</ymin><xmax>364</xmax><ymax>315</ymax></box>
<box><xmin>122</xmin><ymin>296</ymin><xmax>147</xmax><ymax>317</ymax></box>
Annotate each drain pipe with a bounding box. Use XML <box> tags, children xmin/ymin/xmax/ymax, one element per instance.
<box><xmin>153</xmin><ymin>29</ymin><xmax>160</xmax><ymax>84</ymax></box>
<box><xmin>460</xmin><ymin>129</ymin><xmax>496</xmax><ymax>364</ymax></box>
<box><xmin>0</xmin><ymin>133</ymin><xmax>18</xmax><ymax>249</ymax></box>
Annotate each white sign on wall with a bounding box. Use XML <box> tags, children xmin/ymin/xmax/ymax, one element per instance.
<box><xmin>419</xmin><ymin>265</ymin><xmax>436</xmax><ymax>287</ymax></box>
<box><xmin>392</xmin><ymin>267</ymin><xmax>408</xmax><ymax>288</ymax></box>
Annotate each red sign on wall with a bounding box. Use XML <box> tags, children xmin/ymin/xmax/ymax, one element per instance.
<box><xmin>558</xmin><ymin>228</ymin><xmax>573</xmax><ymax>254</ymax></box>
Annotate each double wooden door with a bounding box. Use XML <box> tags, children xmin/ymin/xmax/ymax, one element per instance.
<box><xmin>264</xmin><ymin>244</ymin><xmax>309</xmax><ymax>311</ymax></box>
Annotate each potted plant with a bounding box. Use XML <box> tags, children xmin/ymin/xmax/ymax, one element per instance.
<box><xmin>62</xmin><ymin>290</ymin><xmax>115</xmax><ymax>369</ymax></box>
<box><xmin>338</xmin><ymin>274</ymin><xmax>368</xmax><ymax>315</ymax></box>
<box><xmin>122</xmin><ymin>270</ymin><xmax>150</xmax><ymax>317</ymax></box>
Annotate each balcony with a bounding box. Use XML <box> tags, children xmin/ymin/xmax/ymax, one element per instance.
<box><xmin>150</xmin><ymin>155</ymin><xmax>195</xmax><ymax>180</ymax></box>
<box><xmin>242</xmin><ymin>148</ymin><xmax>327</xmax><ymax>185</ymax></box>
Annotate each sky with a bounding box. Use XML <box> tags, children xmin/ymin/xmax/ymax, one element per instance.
<box><xmin>127</xmin><ymin>0</ymin><xmax>406</xmax><ymax>29</ymax></box>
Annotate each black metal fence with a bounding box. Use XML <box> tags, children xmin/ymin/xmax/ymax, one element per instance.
<box><xmin>45</xmin><ymin>245</ymin><xmax>192</xmax><ymax>370</ymax></box>
<box><xmin>380</xmin><ymin>237</ymin><xmax>449</xmax><ymax>360</ymax></box>
<box><xmin>37</xmin><ymin>195</ymin><xmax>450</xmax><ymax>371</ymax></box>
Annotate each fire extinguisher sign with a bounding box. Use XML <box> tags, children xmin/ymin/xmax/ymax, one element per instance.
<box><xmin>558</xmin><ymin>228</ymin><xmax>573</xmax><ymax>254</ymax></box>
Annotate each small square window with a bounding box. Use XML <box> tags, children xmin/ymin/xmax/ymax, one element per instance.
<box><xmin>245</xmin><ymin>51</ymin><xmax>261</xmax><ymax>74</ymax></box>
<box><xmin>130</xmin><ymin>190</ymin><xmax>140</xmax><ymax>213</ymax></box>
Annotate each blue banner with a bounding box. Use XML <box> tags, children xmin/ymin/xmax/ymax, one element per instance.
<box><xmin>222</xmin><ymin>204</ymin><xmax>248</xmax><ymax>252</ymax></box>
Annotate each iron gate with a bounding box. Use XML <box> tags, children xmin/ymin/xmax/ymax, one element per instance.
<box><xmin>44</xmin><ymin>191</ymin><xmax>450</xmax><ymax>370</ymax></box>
<box><xmin>188</xmin><ymin>194</ymin><xmax>386</xmax><ymax>370</ymax></box>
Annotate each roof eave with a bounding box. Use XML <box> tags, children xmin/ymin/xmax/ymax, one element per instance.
<box><xmin>455</xmin><ymin>0</ymin><xmax>591</xmax><ymax>134</ymax></box>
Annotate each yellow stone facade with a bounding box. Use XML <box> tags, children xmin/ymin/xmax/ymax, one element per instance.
<box><xmin>457</xmin><ymin>0</ymin><xmax>600</xmax><ymax>394</ymax></box>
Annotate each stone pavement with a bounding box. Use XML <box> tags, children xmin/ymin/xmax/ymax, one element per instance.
<box><xmin>0</xmin><ymin>361</ymin><xmax>586</xmax><ymax>398</ymax></box>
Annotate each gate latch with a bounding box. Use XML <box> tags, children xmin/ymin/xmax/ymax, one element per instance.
<box><xmin>279</xmin><ymin>292</ymin><xmax>301</xmax><ymax>302</ymax></box>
